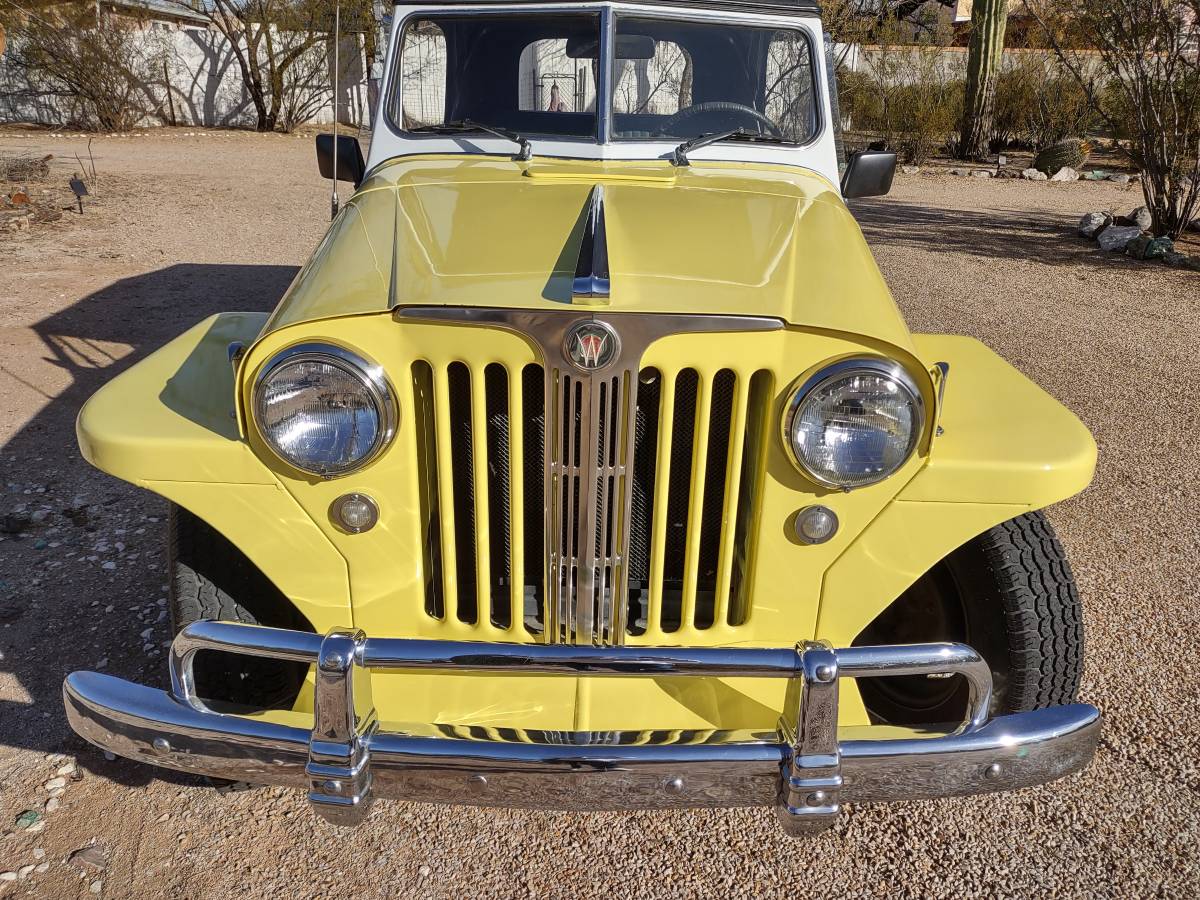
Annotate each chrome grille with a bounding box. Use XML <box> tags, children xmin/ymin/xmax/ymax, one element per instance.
<box><xmin>401</xmin><ymin>308</ymin><xmax>780</xmax><ymax>645</ymax></box>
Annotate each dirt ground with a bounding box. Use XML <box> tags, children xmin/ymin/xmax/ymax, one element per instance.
<box><xmin>0</xmin><ymin>128</ymin><xmax>1197</xmax><ymax>899</ymax></box>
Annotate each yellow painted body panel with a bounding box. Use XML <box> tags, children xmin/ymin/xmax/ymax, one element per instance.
<box><xmin>75</xmin><ymin>157</ymin><xmax>1097</xmax><ymax>735</ymax></box>
<box><xmin>264</xmin><ymin>156</ymin><xmax>914</xmax><ymax>352</ymax></box>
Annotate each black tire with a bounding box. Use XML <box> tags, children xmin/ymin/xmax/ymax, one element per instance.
<box><xmin>854</xmin><ymin>510</ymin><xmax>1083</xmax><ymax>724</ymax></box>
<box><xmin>168</xmin><ymin>504</ymin><xmax>309</xmax><ymax>710</ymax></box>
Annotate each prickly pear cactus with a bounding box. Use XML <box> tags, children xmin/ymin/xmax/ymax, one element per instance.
<box><xmin>1033</xmin><ymin>139</ymin><xmax>1092</xmax><ymax>175</ymax></box>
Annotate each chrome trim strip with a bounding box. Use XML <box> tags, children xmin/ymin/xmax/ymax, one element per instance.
<box><xmin>65</xmin><ymin>621</ymin><xmax>1101</xmax><ymax>832</ymax></box>
<box><xmin>572</xmin><ymin>185</ymin><xmax>611</xmax><ymax>302</ymax></box>
<box><xmin>394</xmin><ymin>307</ymin><xmax>783</xmax><ymax>645</ymax></box>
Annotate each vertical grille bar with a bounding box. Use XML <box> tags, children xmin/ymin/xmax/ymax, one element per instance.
<box><xmin>411</xmin><ymin>362</ymin><xmax>444</xmax><ymax>620</ymax></box>
<box><xmin>483</xmin><ymin>364</ymin><xmax>512</xmax><ymax>629</ymax></box>
<box><xmin>470</xmin><ymin>366</ymin><xmax>492</xmax><ymax>629</ymax></box>
<box><xmin>574</xmin><ymin>377</ymin><xmax>598</xmax><ymax>641</ymax></box>
<box><xmin>507</xmin><ymin>367</ymin><xmax>525</xmax><ymax>634</ymax></box>
<box><xmin>712</xmin><ymin>373</ymin><xmax>751</xmax><ymax>628</ymax></box>
<box><xmin>728</xmin><ymin>370</ymin><xmax>773</xmax><ymax>626</ymax></box>
<box><xmin>431</xmin><ymin>364</ymin><xmax>460</xmax><ymax>617</ymax></box>
<box><xmin>524</xmin><ymin>365</ymin><xmax>546</xmax><ymax>633</ymax></box>
<box><xmin>679</xmin><ymin>375</ymin><xmax>711</xmax><ymax>630</ymax></box>
<box><xmin>645</xmin><ymin>370</ymin><xmax>676</xmax><ymax>639</ymax></box>
<box><xmin>446</xmin><ymin>363</ymin><xmax>478</xmax><ymax>623</ymax></box>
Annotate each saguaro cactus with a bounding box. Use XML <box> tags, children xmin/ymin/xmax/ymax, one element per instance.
<box><xmin>957</xmin><ymin>0</ymin><xmax>1009</xmax><ymax>160</ymax></box>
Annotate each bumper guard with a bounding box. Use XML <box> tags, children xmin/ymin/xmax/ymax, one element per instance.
<box><xmin>63</xmin><ymin>622</ymin><xmax>1100</xmax><ymax>834</ymax></box>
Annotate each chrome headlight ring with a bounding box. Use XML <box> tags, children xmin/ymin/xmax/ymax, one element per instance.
<box><xmin>251</xmin><ymin>343</ymin><xmax>397</xmax><ymax>477</ymax></box>
<box><xmin>782</xmin><ymin>357</ymin><xmax>925</xmax><ymax>491</ymax></box>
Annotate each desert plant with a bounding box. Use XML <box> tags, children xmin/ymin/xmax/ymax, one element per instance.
<box><xmin>3</xmin><ymin>3</ymin><xmax>164</xmax><ymax>131</ymax></box>
<box><xmin>992</xmin><ymin>54</ymin><xmax>1098</xmax><ymax>149</ymax></box>
<box><xmin>169</xmin><ymin>0</ymin><xmax>372</xmax><ymax>133</ymax></box>
<box><xmin>1032</xmin><ymin>137</ymin><xmax>1092</xmax><ymax>173</ymax></box>
<box><xmin>957</xmin><ymin>0</ymin><xmax>1009</xmax><ymax>159</ymax></box>
<box><xmin>1025</xmin><ymin>0</ymin><xmax>1200</xmax><ymax>237</ymax></box>
<box><xmin>840</xmin><ymin>23</ymin><xmax>964</xmax><ymax>164</ymax></box>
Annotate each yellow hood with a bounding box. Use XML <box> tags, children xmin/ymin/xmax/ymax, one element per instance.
<box><xmin>265</xmin><ymin>155</ymin><xmax>913</xmax><ymax>352</ymax></box>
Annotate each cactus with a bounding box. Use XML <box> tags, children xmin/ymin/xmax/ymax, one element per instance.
<box><xmin>1033</xmin><ymin>139</ymin><xmax>1092</xmax><ymax>175</ymax></box>
<box><xmin>957</xmin><ymin>0</ymin><xmax>1009</xmax><ymax>160</ymax></box>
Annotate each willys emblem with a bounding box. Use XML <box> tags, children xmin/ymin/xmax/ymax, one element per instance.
<box><xmin>565</xmin><ymin>321</ymin><xmax>619</xmax><ymax>371</ymax></box>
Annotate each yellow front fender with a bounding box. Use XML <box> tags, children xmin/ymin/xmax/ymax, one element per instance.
<box><xmin>816</xmin><ymin>334</ymin><xmax>1096</xmax><ymax>650</ymax></box>
<box><xmin>76</xmin><ymin>313</ymin><xmax>352</xmax><ymax>632</ymax></box>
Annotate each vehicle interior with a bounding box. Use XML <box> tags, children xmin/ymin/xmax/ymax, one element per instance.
<box><xmin>389</xmin><ymin>11</ymin><xmax>818</xmax><ymax>144</ymax></box>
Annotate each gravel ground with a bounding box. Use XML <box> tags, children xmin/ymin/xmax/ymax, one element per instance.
<box><xmin>0</xmin><ymin>129</ymin><xmax>1197</xmax><ymax>899</ymax></box>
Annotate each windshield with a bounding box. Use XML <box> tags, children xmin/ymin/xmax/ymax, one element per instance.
<box><xmin>388</xmin><ymin>11</ymin><xmax>819</xmax><ymax>147</ymax></box>
<box><xmin>611</xmin><ymin>16</ymin><xmax>817</xmax><ymax>143</ymax></box>
<box><xmin>391</xmin><ymin>13</ymin><xmax>601</xmax><ymax>139</ymax></box>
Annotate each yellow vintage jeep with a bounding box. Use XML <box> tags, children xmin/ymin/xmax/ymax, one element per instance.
<box><xmin>64</xmin><ymin>0</ymin><xmax>1100</xmax><ymax>833</ymax></box>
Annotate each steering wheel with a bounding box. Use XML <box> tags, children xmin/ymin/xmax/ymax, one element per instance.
<box><xmin>655</xmin><ymin>102</ymin><xmax>782</xmax><ymax>139</ymax></box>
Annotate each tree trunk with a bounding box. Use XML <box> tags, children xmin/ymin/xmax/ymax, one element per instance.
<box><xmin>957</xmin><ymin>0</ymin><xmax>1008</xmax><ymax>160</ymax></box>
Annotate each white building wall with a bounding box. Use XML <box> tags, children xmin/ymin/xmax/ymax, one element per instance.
<box><xmin>0</xmin><ymin>20</ymin><xmax>370</xmax><ymax>129</ymax></box>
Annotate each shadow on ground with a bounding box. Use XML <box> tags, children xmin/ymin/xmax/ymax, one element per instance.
<box><xmin>0</xmin><ymin>264</ymin><xmax>297</xmax><ymax>785</ymax></box>
<box><xmin>850</xmin><ymin>198</ymin><xmax>1137</xmax><ymax>269</ymax></box>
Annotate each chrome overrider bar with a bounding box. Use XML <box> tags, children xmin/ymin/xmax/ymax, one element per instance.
<box><xmin>62</xmin><ymin>622</ymin><xmax>1101</xmax><ymax>834</ymax></box>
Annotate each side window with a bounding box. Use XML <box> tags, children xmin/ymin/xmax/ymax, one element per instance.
<box><xmin>764</xmin><ymin>30</ymin><xmax>817</xmax><ymax>141</ymax></box>
<box><xmin>518</xmin><ymin>39</ymin><xmax>597</xmax><ymax>112</ymax></box>
<box><xmin>395</xmin><ymin>20</ymin><xmax>447</xmax><ymax>128</ymax></box>
<box><xmin>612</xmin><ymin>41</ymin><xmax>692</xmax><ymax>116</ymax></box>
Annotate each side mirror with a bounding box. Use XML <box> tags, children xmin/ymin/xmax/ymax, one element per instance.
<box><xmin>316</xmin><ymin>134</ymin><xmax>366</xmax><ymax>187</ymax></box>
<box><xmin>841</xmin><ymin>149</ymin><xmax>897</xmax><ymax>199</ymax></box>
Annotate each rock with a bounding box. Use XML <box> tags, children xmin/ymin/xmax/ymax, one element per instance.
<box><xmin>1109</xmin><ymin>173</ymin><xmax>1131</xmax><ymax>185</ymax></box>
<box><xmin>1083</xmin><ymin>170</ymin><xmax>1110</xmax><ymax>180</ymax></box>
<box><xmin>69</xmin><ymin>844</ymin><xmax>108</xmax><ymax>872</ymax></box>
<box><xmin>418</xmin><ymin>865</ymin><xmax>432</xmax><ymax>878</ymax></box>
<box><xmin>44</xmin><ymin>797</ymin><xmax>60</xmax><ymax>813</ymax></box>
<box><xmin>0</xmin><ymin>872</ymin><xmax>17</xmax><ymax>882</ymax></box>
<box><xmin>1050</xmin><ymin>167</ymin><xmax>1079</xmax><ymax>182</ymax></box>
<box><xmin>1127</xmin><ymin>235</ymin><xmax>1173</xmax><ymax>260</ymax></box>
<box><xmin>43</xmin><ymin>776</ymin><xmax>66</xmax><ymax>791</ymax></box>
<box><xmin>34</xmin><ymin>863</ymin><xmax>49</xmax><ymax>874</ymax></box>
<box><xmin>14</xmin><ymin>809</ymin><xmax>41</xmax><ymax>830</ymax></box>
<box><xmin>90</xmin><ymin>881</ymin><xmax>103</xmax><ymax>895</ymax></box>
<box><xmin>948</xmin><ymin>167</ymin><xmax>971</xmax><ymax>176</ymax></box>
<box><xmin>1097</xmin><ymin>225</ymin><xmax>1142</xmax><ymax>252</ymax></box>
<box><xmin>900</xmin><ymin>165</ymin><xmax>920</xmax><ymax>175</ymax></box>
<box><xmin>1078</xmin><ymin>212</ymin><xmax>1112</xmax><ymax>238</ymax></box>
<box><xmin>1022</xmin><ymin>168</ymin><xmax>1048</xmax><ymax>181</ymax></box>
<box><xmin>32</xmin><ymin>849</ymin><xmax>45</xmax><ymax>860</ymax></box>
<box><xmin>0</xmin><ymin>513</ymin><xmax>30</xmax><ymax>534</ymax></box>
<box><xmin>1127</xmin><ymin>205</ymin><xmax>1153</xmax><ymax>231</ymax></box>
<box><xmin>17</xmin><ymin>865</ymin><xmax>34</xmax><ymax>879</ymax></box>
<box><xmin>971</xmin><ymin>170</ymin><xmax>993</xmax><ymax>178</ymax></box>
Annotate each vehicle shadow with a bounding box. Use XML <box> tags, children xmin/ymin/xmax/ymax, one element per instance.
<box><xmin>849</xmin><ymin>197</ymin><xmax>1139</xmax><ymax>269</ymax></box>
<box><xmin>0</xmin><ymin>264</ymin><xmax>297</xmax><ymax>786</ymax></box>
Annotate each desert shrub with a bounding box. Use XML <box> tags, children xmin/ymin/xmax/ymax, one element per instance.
<box><xmin>838</xmin><ymin>47</ymin><xmax>963</xmax><ymax>165</ymax></box>
<box><xmin>992</xmin><ymin>55</ymin><xmax>1097</xmax><ymax>151</ymax></box>
<box><xmin>4</xmin><ymin>4</ymin><xmax>165</xmax><ymax>131</ymax></box>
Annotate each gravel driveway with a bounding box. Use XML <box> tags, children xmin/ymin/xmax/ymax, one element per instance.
<box><xmin>0</xmin><ymin>129</ymin><xmax>1197</xmax><ymax>899</ymax></box>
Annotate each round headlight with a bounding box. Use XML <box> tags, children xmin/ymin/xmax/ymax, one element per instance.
<box><xmin>253</xmin><ymin>344</ymin><xmax>395</xmax><ymax>476</ymax></box>
<box><xmin>784</xmin><ymin>358</ymin><xmax>923</xmax><ymax>490</ymax></box>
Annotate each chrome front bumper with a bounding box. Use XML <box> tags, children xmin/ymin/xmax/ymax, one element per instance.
<box><xmin>63</xmin><ymin>622</ymin><xmax>1100</xmax><ymax>834</ymax></box>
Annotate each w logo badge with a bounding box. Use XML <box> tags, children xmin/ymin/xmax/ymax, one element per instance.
<box><xmin>565</xmin><ymin>321</ymin><xmax>619</xmax><ymax>371</ymax></box>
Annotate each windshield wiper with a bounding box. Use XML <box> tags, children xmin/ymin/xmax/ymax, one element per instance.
<box><xmin>409</xmin><ymin>119</ymin><xmax>532</xmax><ymax>161</ymax></box>
<box><xmin>671</xmin><ymin>128</ymin><xmax>776</xmax><ymax>166</ymax></box>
